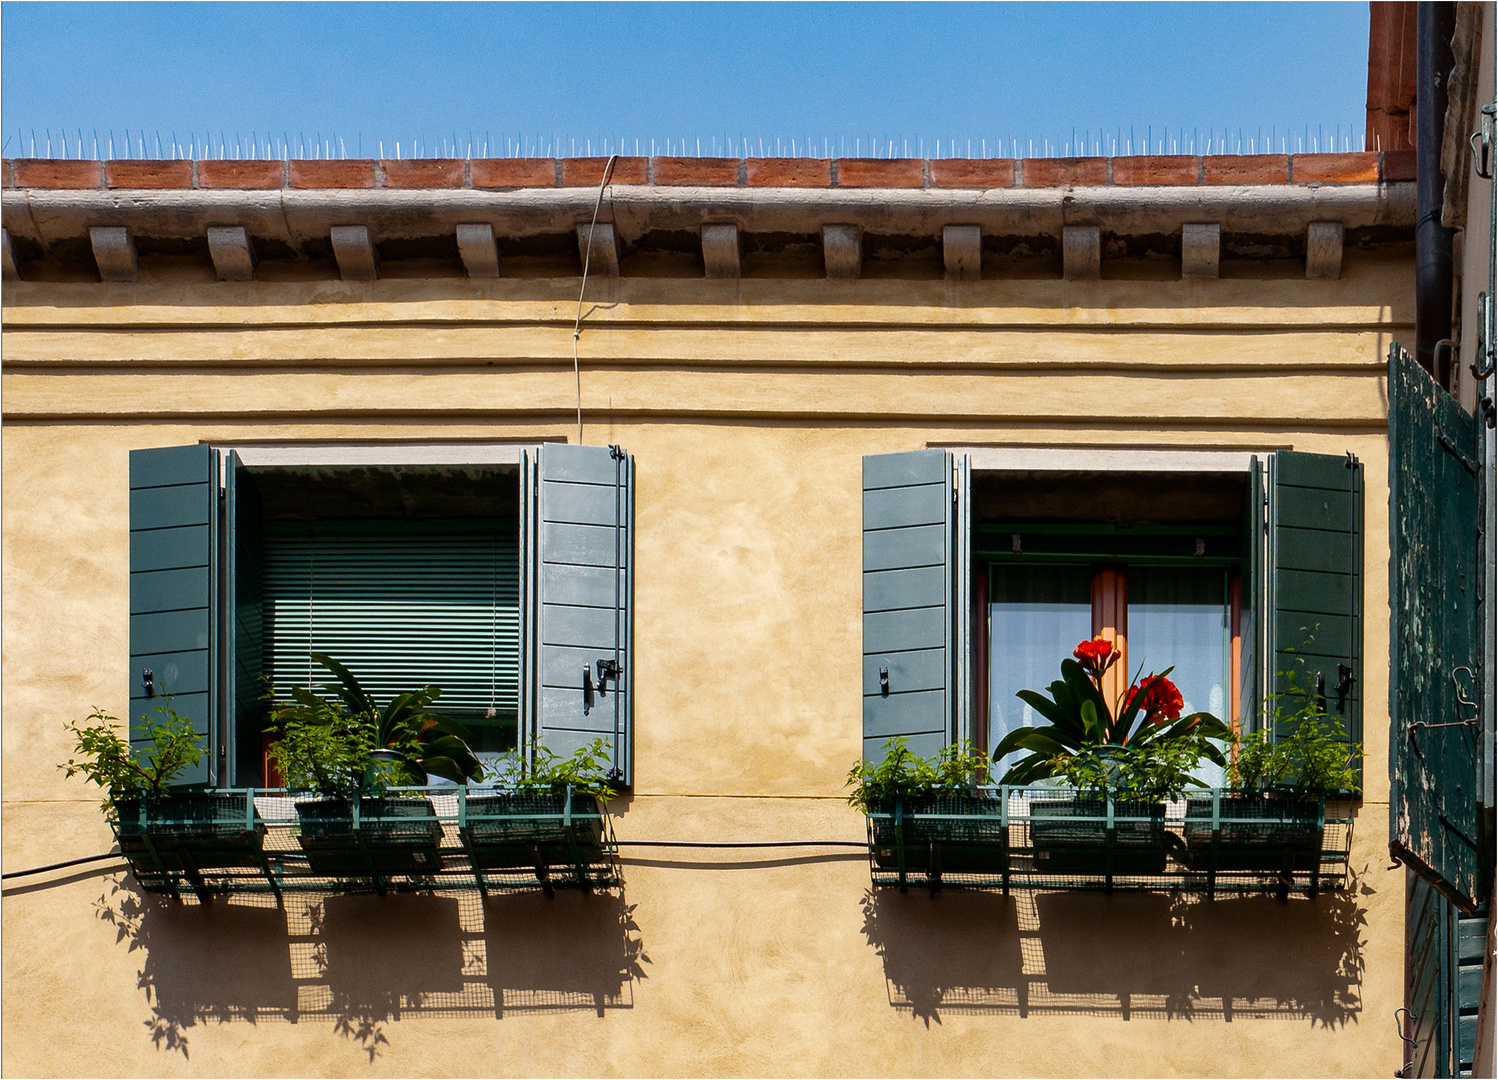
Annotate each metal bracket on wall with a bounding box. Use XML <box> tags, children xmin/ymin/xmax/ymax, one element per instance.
<box><xmin>1472</xmin><ymin>104</ymin><xmax>1495</xmax><ymax>179</ymax></box>
<box><xmin>1407</xmin><ymin>668</ymin><xmax>1480</xmax><ymax>734</ymax></box>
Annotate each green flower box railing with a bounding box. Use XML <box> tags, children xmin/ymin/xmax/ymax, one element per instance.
<box><xmin>108</xmin><ymin>786</ymin><xmax>620</xmax><ymax>903</ymax></box>
<box><xmin>865</xmin><ymin>787</ymin><xmax>1352</xmax><ymax>900</ymax></box>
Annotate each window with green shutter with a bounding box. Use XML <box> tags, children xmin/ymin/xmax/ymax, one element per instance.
<box><xmin>859</xmin><ymin>450</ymin><xmax>1364</xmax><ymax>781</ymax></box>
<box><xmin>127</xmin><ymin>444</ymin><xmax>635</xmax><ymax>790</ymax></box>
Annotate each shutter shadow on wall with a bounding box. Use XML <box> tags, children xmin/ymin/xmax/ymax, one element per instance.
<box><xmin>523</xmin><ymin>443</ymin><xmax>634</xmax><ymax>786</ymax></box>
<box><xmin>129</xmin><ymin>444</ymin><xmax>218</xmax><ymax>786</ymax></box>
<box><xmin>1390</xmin><ymin>343</ymin><xmax>1486</xmax><ymax>914</ymax></box>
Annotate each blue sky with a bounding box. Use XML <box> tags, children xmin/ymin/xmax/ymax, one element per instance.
<box><xmin>2</xmin><ymin>2</ymin><xmax>1370</xmax><ymax>159</ymax></box>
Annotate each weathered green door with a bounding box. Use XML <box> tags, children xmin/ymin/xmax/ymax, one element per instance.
<box><xmin>1389</xmin><ymin>343</ymin><xmax>1485</xmax><ymax>914</ymax></box>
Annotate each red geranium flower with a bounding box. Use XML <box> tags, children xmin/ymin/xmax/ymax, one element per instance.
<box><xmin>1127</xmin><ymin>675</ymin><xmax>1184</xmax><ymax>724</ymax></box>
<box><xmin>1072</xmin><ymin>637</ymin><xmax>1119</xmax><ymax>677</ymax></box>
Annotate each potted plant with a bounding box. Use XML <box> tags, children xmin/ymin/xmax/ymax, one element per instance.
<box><xmin>461</xmin><ymin>739</ymin><xmax>620</xmax><ymax>890</ymax></box>
<box><xmin>269</xmin><ymin>654</ymin><xmax>484</xmax><ymax>879</ymax></box>
<box><xmin>848</xmin><ymin>738</ymin><xmax>1006</xmax><ymax>877</ymax></box>
<box><xmin>61</xmin><ymin>705</ymin><xmax>266</xmax><ymax>893</ymax></box>
<box><xmin>994</xmin><ymin>637</ymin><xmax>1230</xmax><ymax>877</ymax></box>
<box><xmin>1181</xmin><ymin>701</ymin><xmax>1361</xmax><ymax>876</ymax></box>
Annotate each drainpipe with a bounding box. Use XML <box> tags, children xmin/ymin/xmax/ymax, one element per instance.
<box><xmin>1416</xmin><ymin>1</ymin><xmax>1457</xmax><ymax>375</ymax></box>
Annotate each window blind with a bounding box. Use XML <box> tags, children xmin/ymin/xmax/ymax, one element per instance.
<box><xmin>263</xmin><ymin>522</ymin><xmax>519</xmax><ymax>719</ymax></box>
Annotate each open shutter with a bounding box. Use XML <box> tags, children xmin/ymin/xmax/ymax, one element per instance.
<box><xmin>129</xmin><ymin>444</ymin><xmax>219</xmax><ymax>786</ymax></box>
<box><xmin>1267</xmin><ymin>450</ymin><xmax>1364</xmax><ymax>773</ymax></box>
<box><xmin>225</xmin><ymin>453</ymin><xmax>263</xmax><ymax>786</ymax></box>
<box><xmin>522</xmin><ymin>443</ymin><xmax>633</xmax><ymax>786</ymax></box>
<box><xmin>1240</xmin><ymin>456</ymin><xmax>1267</xmax><ymax>730</ymax></box>
<box><xmin>862</xmin><ymin>449</ymin><xmax>967</xmax><ymax>764</ymax></box>
<box><xmin>1390</xmin><ymin>343</ymin><xmax>1485</xmax><ymax>913</ymax></box>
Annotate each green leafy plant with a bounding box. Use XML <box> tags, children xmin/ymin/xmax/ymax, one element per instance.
<box><xmin>846</xmin><ymin>738</ymin><xmax>992</xmax><ymax>815</ymax></box>
<box><xmin>269</xmin><ymin>653</ymin><xmax>484</xmax><ymax>794</ymax></box>
<box><xmin>1056</xmin><ymin>735</ymin><xmax>1220</xmax><ymax>802</ymax></box>
<box><xmin>992</xmin><ymin>636</ymin><xmax>1230</xmax><ymax>785</ymax></box>
<box><xmin>518</xmin><ymin>738</ymin><xmax>620</xmax><ymax>802</ymax></box>
<box><xmin>60</xmin><ymin>705</ymin><xmax>206</xmax><ymax>810</ymax></box>
<box><xmin>1228</xmin><ymin>635</ymin><xmax>1362</xmax><ymax>797</ymax></box>
<box><xmin>1230</xmin><ymin>718</ymin><xmax>1361</xmax><ymax>797</ymax></box>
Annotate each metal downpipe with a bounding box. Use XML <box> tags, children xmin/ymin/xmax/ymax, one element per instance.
<box><xmin>1416</xmin><ymin>1</ymin><xmax>1457</xmax><ymax>376</ymax></box>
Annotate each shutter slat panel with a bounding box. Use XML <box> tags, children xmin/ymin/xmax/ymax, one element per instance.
<box><xmin>1269</xmin><ymin>449</ymin><xmax>1362</xmax><ymax>787</ymax></box>
<box><xmin>862</xmin><ymin>449</ymin><xmax>954</xmax><ymax>765</ymax></box>
<box><xmin>527</xmin><ymin>444</ymin><xmax>633</xmax><ymax>785</ymax></box>
<box><xmin>263</xmin><ymin>526</ymin><xmax>520</xmax><ymax>718</ymax></box>
<box><xmin>862</xmin><ymin>648</ymin><xmax>946</xmax><ymax>695</ymax></box>
<box><xmin>129</xmin><ymin>445</ymin><xmax>217</xmax><ymax>787</ymax></box>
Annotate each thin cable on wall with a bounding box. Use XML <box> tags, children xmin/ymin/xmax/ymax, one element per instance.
<box><xmin>573</xmin><ymin>154</ymin><xmax>618</xmax><ymax>445</ymax></box>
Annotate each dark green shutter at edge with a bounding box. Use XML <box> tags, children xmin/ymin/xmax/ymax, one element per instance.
<box><xmin>1389</xmin><ymin>343</ymin><xmax>1487</xmax><ymax>915</ymax></box>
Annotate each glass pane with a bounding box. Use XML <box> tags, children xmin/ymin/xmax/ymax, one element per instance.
<box><xmin>988</xmin><ymin>565</ymin><xmax>1093</xmax><ymax>775</ymax></box>
<box><xmin>1128</xmin><ymin>566</ymin><xmax>1229</xmax><ymax>786</ymax></box>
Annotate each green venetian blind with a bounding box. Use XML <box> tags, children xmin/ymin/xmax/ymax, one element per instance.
<box><xmin>262</xmin><ymin>521</ymin><xmax>519</xmax><ymax>724</ymax></box>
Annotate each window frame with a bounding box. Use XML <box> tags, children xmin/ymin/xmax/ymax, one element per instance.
<box><xmin>128</xmin><ymin>439</ymin><xmax>637</xmax><ymax>790</ymax></box>
<box><xmin>861</xmin><ymin>445</ymin><xmax>1364</xmax><ymax>784</ymax></box>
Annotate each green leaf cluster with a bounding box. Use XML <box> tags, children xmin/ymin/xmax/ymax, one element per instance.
<box><xmin>992</xmin><ymin>660</ymin><xmax>1229</xmax><ymax>785</ymax></box>
<box><xmin>269</xmin><ymin>653</ymin><xmax>485</xmax><ymax>795</ymax></box>
<box><xmin>1055</xmin><ymin>737</ymin><xmax>1220</xmax><ymax>802</ymax></box>
<box><xmin>845</xmin><ymin>738</ymin><xmax>992</xmax><ymax>815</ymax></box>
<box><xmin>60</xmin><ymin>705</ymin><xmax>206</xmax><ymax>809</ymax></box>
<box><xmin>517</xmin><ymin>738</ymin><xmax>620</xmax><ymax>801</ymax></box>
<box><xmin>1229</xmin><ymin>632</ymin><xmax>1362</xmax><ymax>797</ymax></box>
<box><xmin>1231</xmin><ymin>717</ymin><xmax>1361</xmax><ymax>796</ymax></box>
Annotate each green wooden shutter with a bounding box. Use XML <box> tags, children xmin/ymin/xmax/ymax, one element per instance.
<box><xmin>1241</xmin><ymin>455</ymin><xmax>1267</xmax><ymax>728</ymax></box>
<box><xmin>862</xmin><ymin>449</ymin><xmax>965</xmax><ymax>764</ymax></box>
<box><xmin>129</xmin><ymin>444</ymin><xmax>218</xmax><ymax>786</ymax></box>
<box><xmin>522</xmin><ymin>443</ymin><xmax>634</xmax><ymax>785</ymax></box>
<box><xmin>225</xmin><ymin>453</ymin><xmax>263</xmax><ymax>786</ymax></box>
<box><xmin>262</xmin><ymin>523</ymin><xmax>520</xmax><ymax>721</ymax></box>
<box><xmin>1268</xmin><ymin>450</ymin><xmax>1364</xmax><ymax>776</ymax></box>
<box><xmin>1408</xmin><ymin>873</ymin><xmax>1452</xmax><ymax>1078</ymax></box>
<box><xmin>1390</xmin><ymin>343</ymin><xmax>1485</xmax><ymax>913</ymax></box>
<box><xmin>1406</xmin><ymin>873</ymin><xmax>1490</xmax><ymax>1078</ymax></box>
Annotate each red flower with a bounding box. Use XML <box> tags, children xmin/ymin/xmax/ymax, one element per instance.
<box><xmin>1072</xmin><ymin>637</ymin><xmax>1119</xmax><ymax>677</ymax></box>
<box><xmin>1127</xmin><ymin>675</ymin><xmax>1184</xmax><ymax>724</ymax></box>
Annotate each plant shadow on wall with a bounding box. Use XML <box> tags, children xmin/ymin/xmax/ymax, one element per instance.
<box><xmin>859</xmin><ymin>876</ymin><xmax>1368</xmax><ymax>1026</ymax></box>
<box><xmin>93</xmin><ymin>877</ymin><xmax>647</xmax><ymax>1062</ymax></box>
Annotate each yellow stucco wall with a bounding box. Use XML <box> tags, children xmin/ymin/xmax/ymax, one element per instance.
<box><xmin>3</xmin><ymin>249</ymin><xmax>1410</xmax><ymax>1076</ymax></box>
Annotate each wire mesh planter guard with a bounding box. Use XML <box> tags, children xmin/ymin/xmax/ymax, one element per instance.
<box><xmin>107</xmin><ymin>786</ymin><xmax>620</xmax><ymax>903</ymax></box>
<box><xmin>865</xmin><ymin>787</ymin><xmax>1352</xmax><ymax>900</ymax></box>
<box><xmin>113</xmin><ymin>792</ymin><xmax>276</xmax><ymax>903</ymax></box>
<box><xmin>295</xmin><ymin>797</ymin><xmax>444</xmax><ymax>883</ymax></box>
<box><xmin>868</xmin><ymin>795</ymin><xmax>1010</xmax><ymax>883</ymax></box>
<box><xmin>460</xmin><ymin>788</ymin><xmax>616</xmax><ymax>896</ymax></box>
<box><xmin>1178</xmin><ymin>793</ymin><xmax>1329</xmax><ymax>899</ymax></box>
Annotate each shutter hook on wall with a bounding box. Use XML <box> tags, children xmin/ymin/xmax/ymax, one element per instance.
<box><xmin>142</xmin><ymin>668</ymin><xmax>154</xmax><ymax>698</ymax></box>
<box><xmin>1407</xmin><ymin>667</ymin><xmax>1479</xmax><ymax>733</ymax></box>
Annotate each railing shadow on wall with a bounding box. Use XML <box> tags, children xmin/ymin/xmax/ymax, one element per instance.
<box><xmin>92</xmin><ymin>876</ymin><xmax>646</xmax><ymax>1062</ymax></box>
<box><xmin>860</xmin><ymin>872</ymin><xmax>1367</xmax><ymax>1027</ymax></box>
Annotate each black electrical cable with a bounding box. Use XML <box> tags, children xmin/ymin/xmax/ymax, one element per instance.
<box><xmin>2</xmin><ymin>851</ymin><xmax>127</xmax><ymax>880</ymax></box>
<box><xmin>2</xmin><ymin>839</ymin><xmax>868</xmax><ymax>880</ymax></box>
<box><xmin>615</xmin><ymin>840</ymin><xmax>866</xmax><ymax>849</ymax></box>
